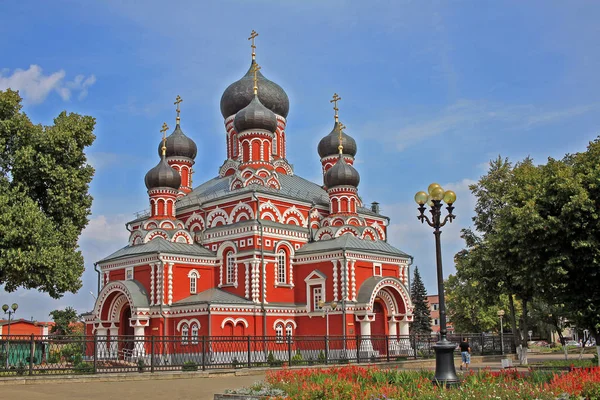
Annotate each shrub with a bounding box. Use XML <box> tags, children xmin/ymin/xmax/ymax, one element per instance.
<box><xmin>61</xmin><ymin>343</ymin><xmax>83</xmax><ymax>363</ymax></box>
<box><xmin>137</xmin><ymin>359</ymin><xmax>145</xmax><ymax>373</ymax></box>
<box><xmin>232</xmin><ymin>357</ymin><xmax>240</xmax><ymax>368</ymax></box>
<box><xmin>182</xmin><ymin>361</ymin><xmax>198</xmax><ymax>371</ymax></box>
<box><xmin>266</xmin><ymin>351</ymin><xmax>283</xmax><ymax>367</ymax></box>
<box><xmin>15</xmin><ymin>362</ymin><xmax>26</xmax><ymax>376</ymax></box>
<box><xmin>47</xmin><ymin>351</ymin><xmax>61</xmax><ymax>364</ymax></box>
<box><xmin>291</xmin><ymin>351</ymin><xmax>303</xmax><ymax>366</ymax></box>
<box><xmin>74</xmin><ymin>362</ymin><xmax>94</xmax><ymax>375</ymax></box>
<box><xmin>25</xmin><ymin>356</ymin><xmax>38</xmax><ymax>364</ymax></box>
<box><xmin>317</xmin><ymin>350</ymin><xmax>326</xmax><ymax>364</ymax></box>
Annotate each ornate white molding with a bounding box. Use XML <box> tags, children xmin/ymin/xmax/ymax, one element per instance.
<box><xmin>168</xmin><ymin>263</ymin><xmax>173</xmax><ymax>305</ymax></box>
<box><xmin>244</xmin><ymin>262</ymin><xmax>250</xmax><ymax>299</ymax></box>
<box><xmin>332</xmin><ymin>259</ymin><xmax>339</xmax><ymax>302</ymax></box>
<box><xmin>351</xmin><ymin>259</ymin><xmax>357</xmax><ymax>302</ymax></box>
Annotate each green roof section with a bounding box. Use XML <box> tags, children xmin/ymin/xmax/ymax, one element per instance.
<box><xmin>296</xmin><ymin>235</ymin><xmax>410</xmax><ymax>258</ymax></box>
<box><xmin>173</xmin><ymin>288</ymin><xmax>254</xmax><ymax>305</ymax></box>
<box><xmin>98</xmin><ymin>237</ymin><xmax>215</xmax><ymax>263</ymax></box>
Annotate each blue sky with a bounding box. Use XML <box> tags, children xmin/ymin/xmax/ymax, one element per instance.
<box><xmin>1</xmin><ymin>1</ymin><xmax>598</xmax><ymax>322</ymax></box>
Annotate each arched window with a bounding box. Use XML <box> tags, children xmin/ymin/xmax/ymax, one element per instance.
<box><xmin>181</xmin><ymin>324</ymin><xmax>189</xmax><ymax>345</ymax></box>
<box><xmin>285</xmin><ymin>323</ymin><xmax>293</xmax><ymax>339</ymax></box>
<box><xmin>189</xmin><ymin>270</ymin><xmax>199</xmax><ymax>294</ymax></box>
<box><xmin>277</xmin><ymin>250</ymin><xmax>287</xmax><ymax>284</ymax></box>
<box><xmin>226</xmin><ymin>252</ymin><xmax>235</xmax><ymax>284</ymax></box>
<box><xmin>275</xmin><ymin>323</ymin><xmax>284</xmax><ymax>343</ymax></box>
<box><xmin>191</xmin><ymin>323</ymin><xmax>199</xmax><ymax>344</ymax></box>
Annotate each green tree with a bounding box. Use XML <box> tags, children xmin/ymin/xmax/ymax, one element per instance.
<box><xmin>410</xmin><ymin>266</ymin><xmax>432</xmax><ymax>335</ymax></box>
<box><xmin>49</xmin><ymin>307</ymin><xmax>80</xmax><ymax>336</ymax></box>
<box><xmin>522</xmin><ymin>139</ymin><xmax>600</xmax><ymax>360</ymax></box>
<box><xmin>0</xmin><ymin>89</ymin><xmax>95</xmax><ymax>297</ymax></box>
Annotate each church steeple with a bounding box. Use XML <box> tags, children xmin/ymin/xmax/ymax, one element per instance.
<box><xmin>318</xmin><ymin>93</ymin><xmax>358</xmax><ymax>179</ymax></box>
<box><xmin>157</xmin><ymin>95</ymin><xmax>197</xmax><ymax>195</ymax></box>
<box><xmin>145</xmin><ymin>123</ymin><xmax>181</xmax><ymax>219</ymax></box>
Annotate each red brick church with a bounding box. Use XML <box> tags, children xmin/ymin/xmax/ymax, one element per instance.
<box><xmin>84</xmin><ymin>33</ymin><xmax>414</xmax><ymax>353</ymax></box>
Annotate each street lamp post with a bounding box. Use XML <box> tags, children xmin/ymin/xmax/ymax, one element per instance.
<box><xmin>497</xmin><ymin>310</ymin><xmax>505</xmax><ymax>356</ymax></box>
<box><xmin>414</xmin><ymin>184</ymin><xmax>459</xmax><ymax>386</ymax></box>
<box><xmin>318</xmin><ymin>301</ymin><xmax>338</xmax><ymax>355</ymax></box>
<box><xmin>2</xmin><ymin>303</ymin><xmax>18</xmax><ymax>369</ymax></box>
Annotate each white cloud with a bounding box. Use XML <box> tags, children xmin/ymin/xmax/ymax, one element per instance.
<box><xmin>360</xmin><ymin>100</ymin><xmax>599</xmax><ymax>153</ymax></box>
<box><xmin>0</xmin><ymin>65</ymin><xmax>96</xmax><ymax>104</ymax></box>
<box><xmin>80</xmin><ymin>214</ymin><xmax>130</xmax><ymax>243</ymax></box>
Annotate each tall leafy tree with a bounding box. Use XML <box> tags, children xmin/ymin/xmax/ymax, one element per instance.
<box><xmin>49</xmin><ymin>307</ymin><xmax>80</xmax><ymax>336</ymax></box>
<box><xmin>0</xmin><ymin>89</ymin><xmax>95</xmax><ymax>297</ymax></box>
<box><xmin>410</xmin><ymin>266</ymin><xmax>432</xmax><ymax>335</ymax></box>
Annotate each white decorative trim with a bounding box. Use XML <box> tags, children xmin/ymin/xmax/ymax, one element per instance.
<box><xmin>304</xmin><ymin>270</ymin><xmax>326</xmax><ymax>313</ymax></box>
<box><xmin>351</xmin><ymin>259</ymin><xmax>357</xmax><ymax>302</ymax></box>
<box><xmin>150</xmin><ymin>262</ymin><xmax>155</xmax><ymax>306</ymax></box>
<box><xmin>272</xmin><ymin>319</ymin><xmax>297</xmax><ymax>329</ymax></box>
<box><xmin>244</xmin><ymin>262</ymin><xmax>250</xmax><ymax>299</ymax></box>
<box><xmin>221</xmin><ymin>317</ymin><xmax>249</xmax><ymax>329</ymax></box>
<box><xmin>177</xmin><ymin>318</ymin><xmax>201</xmax><ymax>331</ymax></box>
<box><xmin>332</xmin><ymin>259</ymin><xmax>339</xmax><ymax>302</ymax></box>
<box><xmin>168</xmin><ymin>263</ymin><xmax>173</xmax><ymax>305</ymax></box>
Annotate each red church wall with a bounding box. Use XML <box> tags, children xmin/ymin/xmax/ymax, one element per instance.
<box><xmin>110</xmin><ymin>270</ymin><xmax>125</xmax><ymax>281</ymax></box>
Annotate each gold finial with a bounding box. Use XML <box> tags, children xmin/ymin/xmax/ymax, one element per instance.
<box><xmin>174</xmin><ymin>95</ymin><xmax>183</xmax><ymax>124</ymax></box>
<box><xmin>251</xmin><ymin>63</ymin><xmax>261</xmax><ymax>95</ymax></box>
<box><xmin>330</xmin><ymin>93</ymin><xmax>342</xmax><ymax>122</ymax></box>
<box><xmin>160</xmin><ymin>122</ymin><xmax>169</xmax><ymax>157</ymax></box>
<box><xmin>338</xmin><ymin>122</ymin><xmax>346</xmax><ymax>154</ymax></box>
<box><xmin>248</xmin><ymin>30</ymin><xmax>259</xmax><ymax>60</ymax></box>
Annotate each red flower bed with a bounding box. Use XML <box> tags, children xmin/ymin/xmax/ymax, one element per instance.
<box><xmin>263</xmin><ymin>365</ymin><xmax>600</xmax><ymax>399</ymax></box>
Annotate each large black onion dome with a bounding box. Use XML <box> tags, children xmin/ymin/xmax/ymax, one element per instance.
<box><xmin>234</xmin><ymin>95</ymin><xmax>278</xmax><ymax>133</ymax></box>
<box><xmin>145</xmin><ymin>157</ymin><xmax>181</xmax><ymax>190</ymax></box>
<box><xmin>220</xmin><ymin>60</ymin><xmax>289</xmax><ymax>119</ymax></box>
<box><xmin>157</xmin><ymin>124</ymin><xmax>197</xmax><ymax>159</ymax></box>
<box><xmin>324</xmin><ymin>155</ymin><xmax>360</xmax><ymax>188</ymax></box>
<box><xmin>318</xmin><ymin>121</ymin><xmax>357</xmax><ymax>158</ymax></box>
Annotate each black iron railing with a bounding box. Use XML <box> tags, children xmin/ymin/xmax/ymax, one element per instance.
<box><xmin>0</xmin><ymin>333</ymin><xmax>515</xmax><ymax>376</ymax></box>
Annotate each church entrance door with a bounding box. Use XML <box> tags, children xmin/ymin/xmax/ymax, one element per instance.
<box><xmin>371</xmin><ymin>299</ymin><xmax>388</xmax><ymax>355</ymax></box>
<box><xmin>119</xmin><ymin>306</ymin><xmax>134</xmax><ymax>358</ymax></box>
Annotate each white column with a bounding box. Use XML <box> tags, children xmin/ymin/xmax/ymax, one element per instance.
<box><xmin>399</xmin><ymin>320</ymin><xmax>410</xmax><ymax>336</ymax></box>
<box><xmin>150</xmin><ymin>263</ymin><xmax>155</xmax><ymax>306</ymax></box>
<box><xmin>388</xmin><ymin>321</ymin><xmax>398</xmax><ymax>337</ymax></box>
<box><xmin>108</xmin><ymin>327</ymin><xmax>119</xmax><ymax>358</ymax></box>
<box><xmin>133</xmin><ymin>325</ymin><xmax>146</xmax><ymax>357</ymax></box>
<box><xmin>244</xmin><ymin>262</ymin><xmax>250</xmax><ymax>299</ymax></box>
<box><xmin>351</xmin><ymin>260</ymin><xmax>357</xmax><ymax>301</ymax></box>
<box><xmin>332</xmin><ymin>259</ymin><xmax>338</xmax><ymax>302</ymax></box>
<box><xmin>262</xmin><ymin>260</ymin><xmax>267</xmax><ymax>304</ymax></box>
<box><xmin>96</xmin><ymin>327</ymin><xmax>108</xmax><ymax>359</ymax></box>
<box><xmin>168</xmin><ymin>263</ymin><xmax>173</xmax><ymax>305</ymax></box>
<box><xmin>359</xmin><ymin>319</ymin><xmax>373</xmax><ymax>353</ymax></box>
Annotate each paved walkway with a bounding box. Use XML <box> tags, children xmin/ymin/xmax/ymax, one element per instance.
<box><xmin>0</xmin><ymin>353</ymin><xmax>593</xmax><ymax>400</ymax></box>
<box><xmin>0</xmin><ymin>372</ymin><xmax>266</xmax><ymax>400</ymax></box>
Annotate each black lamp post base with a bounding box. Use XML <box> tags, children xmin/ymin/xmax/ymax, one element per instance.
<box><xmin>432</xmin><ymin>339</ymin><xmax>460</xmax><ymax>387</ymax></box>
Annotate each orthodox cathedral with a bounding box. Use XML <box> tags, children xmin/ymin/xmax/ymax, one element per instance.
<box><xmin>84</xmin><ymin>32</ymin><xmax>414</xmax><ymax>351</ymax></box>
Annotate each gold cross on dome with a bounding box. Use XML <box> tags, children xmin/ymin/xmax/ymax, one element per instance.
<box><xmin>251</xmin><ymin>63</ymin><xmax>261</xmax><ymax>95</ymax></box>
<box><xmin>330</xmin><ymin>93</ymin><xmax>342</xmax><ymax>122</ymax></box>
<box><xmin>174</xmin><ymin>95</ymin><xmax>183</xmax><ymax>123</ymax></box>
<box><xmin>338</xmin><ymin>122</ymin><xmax>346</xmax><ymax>154</ymax></box>
<box><xmin>248</xmin><ymin>30</ymin><xmax>259</xmax><ymax>59</ymax></box>
<box><xmin>160</xmin><ymin>122</ymin><xmax>169</xmax><ymax>156</ymax></box>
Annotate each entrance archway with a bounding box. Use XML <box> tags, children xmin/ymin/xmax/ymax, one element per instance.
<box><xmin>371</xmin><ymin>299</ymin><xmax>388</xmax><ymax>354</ymax></box>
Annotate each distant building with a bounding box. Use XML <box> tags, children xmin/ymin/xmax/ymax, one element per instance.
<box><xmin>426</xmin><ymin>295</ymin><xmax>454</xmax><ymax>334</ymax></box>
<box><xmin>0</xmin><ymin>319</ymin><xmax>51</xmax><ymax>336</ymax></box>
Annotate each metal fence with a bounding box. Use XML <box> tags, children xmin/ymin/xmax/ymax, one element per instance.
<box><xmin>0</xmin><ymin>333</ymin><xmax>515</xmax><ymax>377</ymax></box>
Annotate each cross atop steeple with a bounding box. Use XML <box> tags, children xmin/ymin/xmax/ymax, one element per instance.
<box><xmin>330</xmin><ymin>93</ymin><xmax>342</xmax><ymax>122</ymax></box>
<box><xmin>248</xmin><ymin>30</ymin><xmax>259</xmax><ymax>60</ymax></box>
<box><xmin>338</xmin><ymin>122</ymin><xmax>346</xmax><ymax>154</ymax></box>
<box><xmin>174</xmin><ymin>95</ymin><xmax>183</xmax><ymax>124</ymax></box>
<box><xmin>160</xmin><ymin>122</ymin><xmax>169</xmax><ymax>157</ymax></box>
<box><xmin>252</xmin><ymin>63</ymin><xmax>261</xmax><ymax>95</ymax></box>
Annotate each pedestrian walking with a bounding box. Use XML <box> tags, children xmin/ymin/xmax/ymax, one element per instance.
<box><xmin>459</xmin><ymin>337</ymin><xmax>471</xmax><ymax>371</ymax></box>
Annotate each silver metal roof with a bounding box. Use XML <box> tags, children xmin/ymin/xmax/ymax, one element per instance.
<box><xmin>98</xmin><ymin>237</ymin><xmax>215</xmax><ymax>263</ymax></box>
<box><xmin>296</xmin><ymin>235</ymin><xmax>410</xmax><ymax>258</ymax></box>
<box><xmin>173</xmin><ymin>288</ymin><xmax>254</xmax><ymax>305</ymax></box>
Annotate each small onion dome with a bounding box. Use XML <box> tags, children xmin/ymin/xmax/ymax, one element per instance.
<box><xmin>324</xmin><ymin>155</ymin><xmax>360</xmax><ymax>188</ymax></box>
<box><xmin>220</xmin><ymin>60</ymin><xmax>289</xmax><ymax>119</ymax></box>
<box><xmin>234</xmin><ymin>95</ymin><xmax>278</xmax><ymax>133</ymax></box>
<box><xmin>157</xmin><ymin>124</ymin><xmax>197</xmax><ymax>159</ymax></box>
<box><xmin>144</xmin><ymin>157</ymin><xmax>181</xmax><ymax>190</ymax></box>
<box><xmin>318</xmin><ymin>121</ymin><xmax>357</xmax><ymax>158</ymax></box>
